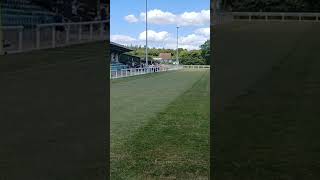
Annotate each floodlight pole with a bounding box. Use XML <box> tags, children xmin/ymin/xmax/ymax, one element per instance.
<box><xmin>0</xmin><ymin>3</ymin><xmax>3</xmax><ymax>56</ymax></box>
<box><xmin>213</xmin><ymin>0</ymin><xmax>217</xmax><ymax>19</ymax></box>
<box><xmin>97</xmin><ymin>0</ymin><xmax>100</xmax><ymax>19</ymax></box>
<box><xmin>145</xmin><ymin>0</ymin><xmax>148</xmax><ymax>66</ymax></box>
<box><xmin>176</xmin><ymin>26</ymin><xmax>179</xmax><ymax>66</ymax></box>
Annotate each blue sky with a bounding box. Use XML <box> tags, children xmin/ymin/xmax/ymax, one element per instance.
<box><xmin>110</xmin><ymin>0</ymin><xmax>210</xmax><ymax>50</ymax></box>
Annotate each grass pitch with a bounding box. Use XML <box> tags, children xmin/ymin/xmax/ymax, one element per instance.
<box><xmin>213</xmin><ymin>21</ymin><xmax>320</xmax><ymax>179</ymax></box>
<box><xmin>0</xmin><ymin>42</ymin><xmax>108</xmax><ymax>179</ymax></box>
<box><xmin>111</xmin><ymin>70</ymin><xmax>210</xmax><ymax>179</ymax></box>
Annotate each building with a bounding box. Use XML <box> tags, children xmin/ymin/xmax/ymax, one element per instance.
<box><xmin>110</xmin><ymin>42</ymin><xmax>132</xmax><ymax>63</ymax></box>
<box><xmin>1</xmin><ymin>0</ymin><xmax>57</xmax><ymax>27</ymax></box>
<box><xmin>159</xmin><ymin>53</ymin><xmax>172</xmax><ymax>63</ymax></box>
<box><xmin>159</xmin><ymin>53</ymin><xmax>172</xmax><ymax>60</ymax></box>
<box><xmin>119</xmin><ymin>54</ymin><xmax>141</xmax><ymax>68</ymax></box>
<box><xmin>110</xmin><ymin>42</ymin><xmax>141</xmax><ymax>70</ymax></box>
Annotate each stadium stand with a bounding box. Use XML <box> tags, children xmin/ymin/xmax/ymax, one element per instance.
<box><xmin>1</xmin><ymin>0</ymin><xmax>108</xmax><ymax>54</ymax></box>
<box><xmin>110</xmin><ymin>42</ymin><xmax>136</xmax><ymax>71</ymax></box>
<box><xmin>111</xmin><ymin>62</ymin><xmax>128</xmax><ymax>71</ymax></box>
<box><xmin>1</xmin><ymin>0</ymin><xmax>57</xmax><ymax>27</ymax></box>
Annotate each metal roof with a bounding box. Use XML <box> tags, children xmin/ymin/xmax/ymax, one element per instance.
<box><xmin>110</xmin><ymin>42</ymin><xmax>132</xmax><ymax>53</ymax></box>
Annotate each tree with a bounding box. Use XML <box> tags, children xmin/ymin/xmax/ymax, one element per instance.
<box><xmin>180</xmin><ymin>50</ymin><xmax>206</xmax><ymax>65</ymax></box>
<box><xmin>200</xmin><ymin>40</ymin><xmax>210</xmax><ymax>65</ymax></box>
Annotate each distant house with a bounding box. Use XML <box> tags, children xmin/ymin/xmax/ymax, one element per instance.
<box><xmin>159</xmin><ymin>53</ymin><xmax>172</xmax><ymax>60</ymax></box>
<box><xmin>159</xmin><ymin>53</ymin><xmax>172</xmax><ymax>63</ymax></box>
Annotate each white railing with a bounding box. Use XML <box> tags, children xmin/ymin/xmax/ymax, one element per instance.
<box><xmin>182</xmin><ymin>65</ymin><xmax>210</xmax><ymax>69</ymax></box>
<box><xmin>110</xmin><ymin>66</ymin><xmax>169</xmax><ymax>79</ymax></box>
<box><xmin>2</xmin><ymin>20</ymin><xmax>108</xmax><ymax>54</ymax></box>
<box><xmin>213</xmin><ymin>12</ymin><xmax>234</xmax><ymax>25</ymax></box>
<box><xmin>232</xmin><ymin>12</ymin><xmax>320</xmax><ymax>22</ymax></box>
<box><xmin>110</xmin><ymin>65</ymin><xmax>210</xmax><ymax>79</ymax></box>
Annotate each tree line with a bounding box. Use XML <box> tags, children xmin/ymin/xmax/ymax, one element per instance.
<box><xmin>124</xmin><ymin>40</ymin><xmax>210</xmax><ymax>65</ymax></box>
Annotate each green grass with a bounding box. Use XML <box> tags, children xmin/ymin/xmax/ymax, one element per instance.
<box><xmin>0</xmin><ymin>41</ymin><xmax>106</xmax><ymax>74</ymax></box>
<box><xmin>0</xmin><ymin>41</ymin><xmax>108</xmax><ymax>179</ymax></box>
<box><xmin>111</xmin><ymin>70</ymin><xmax>210</xmax><ymax>179</ymax></box>
<box><xmin>213</xmin><ymin>22</ymin><xmax>320</xmax><ymax>179</ymax></box>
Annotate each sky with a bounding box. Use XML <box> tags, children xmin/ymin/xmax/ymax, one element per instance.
<box><xmin>110</xmin><ymin>0</ymin><xmax>210</xmax><ymax>50</ymax></box>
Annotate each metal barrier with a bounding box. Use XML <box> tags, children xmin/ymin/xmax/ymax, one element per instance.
<box><xmin>110</xmin><ymin>65</ymin><xmax>211</xmax><ymax>79</ymax></box>
<box><xmin>182</xmin><ymin>65</ymin><xmax>210</xmax><ymax>69</ymax></box>
<box><xmin>232</xmin><ymin>12</ymin><xmax>320</xmax><ymax>22</ymax></box>
<box><xmin>110</xmin><ymin>66</ymin><xmax>168</xmax><ymax>79</ymax></box>
<box><xmin>2</xmin><ymin>20</ymin><xmax>108</xmax><ymax>54</ymax></box>
<box><xmin>213</xmin><ymin>12</ymin><xmax>234</xmax><ymax>25</ymax></box>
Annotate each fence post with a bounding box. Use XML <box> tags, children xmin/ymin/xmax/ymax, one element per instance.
<box><xmin>36</xmin><ymin>26</ymin><xmax>40</xmax><ymax>49</ymax></box>
<box><xmin>90</xmin><ymin>23</ymin><xmax>93</xmax><ymax>40</ymax></box>
<box><xmin>299</xmin><ymin>14</ymin><xmax>302</xmax><ymax>21</ymax></box>
<box><xmin>100</xmin><ymin>22</ymin><xmax>104</xmax><ymax>38</ymax></box>
<box><xmin>78</xmin><ymin>24</ymin><xmax>82</xmax><ymax>41</ymax></box>
<box><xmin>66</xmin><ymin>24</ymin><xmax>70</xmax><ymax>44</ymax></box>
<box><xmin>18</xmin><ymin>28</ymin><xmax>23</xmax><ymax>52</ymax></box>
<box><xmin>52</xmin><ymin>26</ymin><xmax>56</xmax><ymax>48</ymax></box>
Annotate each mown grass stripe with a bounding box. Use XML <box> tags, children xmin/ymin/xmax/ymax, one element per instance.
<box><xmin>111</xmin><ymin>70</ymin><xmax>210</xmax><ymax>179</ymax></box>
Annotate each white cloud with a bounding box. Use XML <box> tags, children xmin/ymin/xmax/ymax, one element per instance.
<box><xmin>124</xmin><ymin>14</ymin><xmax>138</xmax><ymax>23</ymax></box>
<box><xmin>140</xmin><ymin>9</ymin><xmax>177</xmax><ymax>25</ymax></box>
<box><xmin>179</xmin><ymin>10</ymin><xmax>210</xmax><ymax>26</ymax></box>
<box><xmin>142</xmin><ymin>32</ymin><xmax>208</xmax><ymax>50</ymax></box>
<box><xmin>111</xmin><ymin>28</ymin><xmax>209</xmax><ymax>50</ymax></box>
<box><xmin>138</xmin><ymin>30</ymin><xmax>170</xmax><ymax>42</ymax></box>
<box><xmin>194</xmin><ymin>27</ymin><xmax>210</xmax><ymax>38</ymax></box>
<box><xmin>126</xmin><ymin>9</ymin><xmax>210</xmax><ymax>27</ymax></box>
<box><xmin>110</xmin><ymin>35</ymin><xmax>136</xmax><ymax>45</ymax></box>
<box><xmin>179</xmin><ymin>34</ymin><xmax>208</xmax><ymax>49</ymax></box>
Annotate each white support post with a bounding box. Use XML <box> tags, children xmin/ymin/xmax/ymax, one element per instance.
<box><xmin>126</xmin><ymin>69</ymin><xmax>128</xmax><ymax>77</ymax></box>
<box><xmin>282</xmin><ymin>13</ymin><xmax>285</xmax><ymax>21</ymax></box>
<box><xmin>78</xmin><ymin>24</ymin><xmax>82</xmax><ymax>41</ymax></box>
<box><xmin>52</xmin><ymin>26</ymin><xmax>56</xmax><ymax>48</ymax></box>
<box><xmin>36</xmin><ymin>26</ymin><xmax>40</xmax><ymax>49</ymax></box>
<box><xmin>100</xmin><ymin>22</ymin><xmax>104</xmax><ymax>38</ymax></box>
<box><xmin>90</xmin><ymin>23</ymin><xmax>93</xmax><ymax>40</ymax></box>
<box><xmin>66</xmin><ymin>24</ymin><xmax>70</xmax><ymax>44</ymax></box>
<box><xmin>115</xmin><ymin>71</ymin><xmax>118</xmax><ymax>78</ymax></box>
<box><xmin>18</xmin><ymin>28</ymin><xmax>23</xmax><ymax>52</ymax></box>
